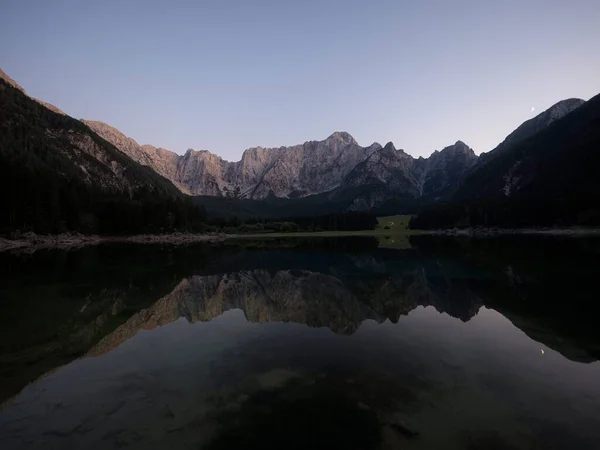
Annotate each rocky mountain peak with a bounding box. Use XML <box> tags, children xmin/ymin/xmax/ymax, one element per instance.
<box><xmin>181</xmin><ymin>148</ymin><xmax>227</xmax><ymax>165</ymax></box>
<box><xmin>546</xmin><ymin>98</ymin><xmax>586</xmax><ymax>120</ymax></box>
<box><xmin>382</xmin><ymin>142</ymin><xmax>397</xmax><ymax>152</ymax></box>
<box><xmin>326</xmin><ymin>131</ymin><xmax>357</xmax><ymax>146</ymax></box>
<box><xmin>439</xmin><ymin>141</ymin><xmax>476</xmax><ymax>157</ymax></box>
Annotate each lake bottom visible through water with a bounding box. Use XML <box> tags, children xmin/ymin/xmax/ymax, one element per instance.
<box><xmin>1</xmin><ymin>236</ymin><xmax>599</xmax><ymax>449</ymax></box>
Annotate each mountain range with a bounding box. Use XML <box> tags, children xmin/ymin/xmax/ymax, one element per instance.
<box><xmin>1</xmin><ymin>66</ymin><xmax>597</xmax><ymax>229</ymax></box>
<box><xmin>82</xmin><ymin>95</ymin><xmax>594</xmax><ymax>222</ymax></box>
<box><xmin>84</xmin><ymin>120</ymin><xmax>479</xmax><ymax>208</ymax></box>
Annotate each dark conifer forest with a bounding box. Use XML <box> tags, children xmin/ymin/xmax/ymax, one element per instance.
<box><xmin>410</xmin><ymin>92</ymin><xmax>600</xmax><ymax>229</ymax></box>
<box><xmin>0</xmin><ymin>79</ymin><xmax>209</xmax><ymax>234</ymax></box>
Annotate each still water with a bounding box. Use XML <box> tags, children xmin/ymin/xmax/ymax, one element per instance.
<box><xmin>1</xmin><ymin>236</ymin><xmax>599</xmax><ymax>449</ymax></box>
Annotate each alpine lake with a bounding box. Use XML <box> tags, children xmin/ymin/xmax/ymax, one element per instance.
<box><xmin>1</xmin><ymin>234</ymin><xmax>599</xmax><ymax>449</ymax></box>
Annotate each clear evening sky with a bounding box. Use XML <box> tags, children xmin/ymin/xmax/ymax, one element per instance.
<box><xmin>1</xmin><ymin>0</ymin><xmax>599</xmax><ymax>159</ymax></box>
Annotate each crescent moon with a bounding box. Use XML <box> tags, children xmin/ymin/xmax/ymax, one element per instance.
<box><xmin>530</xmin><ymin>107</ymin><xmax>535</xmax><ymax>112</ymax></box>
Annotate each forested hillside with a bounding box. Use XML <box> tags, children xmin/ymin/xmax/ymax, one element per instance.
<box><xmin>0</xmin><ymin>79</ymin><xmax>208</xmax><ymax>235</ymax></box>
<box><xmin>411</xmin><ymin>93</ymin><xmax>600</xmax><ymax>229</ymax></box>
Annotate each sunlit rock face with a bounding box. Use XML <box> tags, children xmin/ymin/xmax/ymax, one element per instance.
<box><xmin>83</xmin><ymin>124</ymin><xmax>383</xmax><ymax>199</ymax></box>
<box><xmin>85</xmin><ymin>121</ymin><xmax>479</xmax><ymax>208</ymax></box>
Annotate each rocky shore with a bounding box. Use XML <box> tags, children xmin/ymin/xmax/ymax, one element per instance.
<box><xmin>119</xmin><ymin>232</ymin><xmax>227</xmax><ymax>245</ymax></box>
<box><xmin>2</xmin><ymin>227</ymin><xmax>597</xmax><ymax>253</ymax></box>
<box><xmin>0</xmin><ymin>232</ymin><xmax>226</xmax><ymax>253</ymax></box>
<box><xmin>0</xmin><ymin>233</ymin><xmax>102</xmax><ymax>252</ymax></box>
<box><xmin>430</xmin><ymin>227</ymin><xmax>600</xmax><ymax>237</ymax></box>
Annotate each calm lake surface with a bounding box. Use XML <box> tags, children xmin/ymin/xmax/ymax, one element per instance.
<box><xmin>1</xmin><ymin>236</ymin><xmax>600</xmax><ymax>449</ymax></box>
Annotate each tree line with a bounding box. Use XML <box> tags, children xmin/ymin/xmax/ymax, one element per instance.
<box><xmin>0</xmin><ymin>155</ymin><xmax>209</xmax><ymax>235</ymax></box>
<box><xmin>207</xmin><ymin>212</ymin><xmax>378</xmax><ymax>234</ymax></box>
<box><xmin>0</xmin><ymin>78</ymin><xmax>379</xmax><ymax>236</ymax></box>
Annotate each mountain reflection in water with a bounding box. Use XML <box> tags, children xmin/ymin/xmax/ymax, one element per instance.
<box><xmin>1</xmin><ymin>236</ymin><xmax>600</xmax><ymax>449</ymax></box>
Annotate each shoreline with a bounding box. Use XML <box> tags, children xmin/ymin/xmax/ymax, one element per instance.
<box><xmin>427</xmin><ymin>227</ymin><xmax>600</xmax><ymax>237</ymax></box>
<box><xmin>0</xmin><ymin>232</ymin><xmax>227</xmax><ymax>253</ymax></box>
<box><xmin>2</xmin><ymin>226</ymin><xmax>599</xmax><ymax>253</ymax></box>
<box><xmin>225</xmin><ymin>227</ymin><xmax>600</xmax><ymax>239</ymax></box>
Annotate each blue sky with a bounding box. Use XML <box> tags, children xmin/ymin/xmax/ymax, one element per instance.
<box><xmin>1</xmin><ymin>0</ymin><xmax>599</xmax><ymax>159</ymax></box>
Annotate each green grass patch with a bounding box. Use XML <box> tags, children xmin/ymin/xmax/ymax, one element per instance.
<box><xmin>376</xmin><ymin>215</ymin><xmax>412</xmax><ymax>231</ymax></box>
